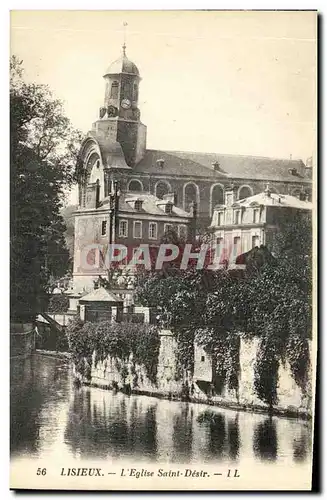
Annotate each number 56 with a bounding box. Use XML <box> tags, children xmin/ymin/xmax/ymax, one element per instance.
<box><xmin>36</xmin><ymin>468</ymin><xmax>47</xmax><ymax>476</ymax></box>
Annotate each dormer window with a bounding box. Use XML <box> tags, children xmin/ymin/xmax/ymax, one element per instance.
<box><xmin>234</xmin><ymin>210</ymin><xmax>241</xmax><ymax>225</ymax></box>
<box><xmin>135</xmin><ymin>199</ymin><xmax>143</xmax><ymax>211</ymax></box>
<box><xmin>156</xmin><ymin>159</ymin><xmax>165</xmax><ymax>168</ymax></box>
<box><xmin>253</xmin><ymin>209</ymin><xmax>260</xmax><ymax>224</ymax></box>
<box><xmin>165</xmin><ymin>202</ymin><xmax>173</xmax><ymax>215</ymax></box>
<box><xmin>217</xmin><ymin>212</ymin><xmax>224</xmax><ymax>226</ymax></box>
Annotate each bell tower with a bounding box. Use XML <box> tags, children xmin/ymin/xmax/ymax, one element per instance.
<box><xmin>92</xmin><ymin>44</ymin><xmax>147</xmax><ymax>167</ymax></box>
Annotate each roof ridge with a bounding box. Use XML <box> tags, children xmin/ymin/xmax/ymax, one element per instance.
<box><xmin>146</xmin><ymin>149</ymin><xmax>304</xmax><ymax>163</ymax></box>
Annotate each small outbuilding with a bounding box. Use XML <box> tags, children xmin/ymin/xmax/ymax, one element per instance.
<box><xmin>78</xmin><ymin>287</ymin><xmax>123</xmax><ymax>323</ymax></box>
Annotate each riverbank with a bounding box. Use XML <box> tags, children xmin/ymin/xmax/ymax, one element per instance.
<box><xmin>11</xmin><ymin>353</ymin><xmax>312</xmax><ymax>471</ymax></box>
<box><xmin>83</xmin><ymin>380</ymin><xmax>311</xmax><ymax>421</ymax></box>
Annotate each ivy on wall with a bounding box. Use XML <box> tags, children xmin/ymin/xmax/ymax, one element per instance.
<box><xmin>135</xmin><ymin>213</ymin><xmax>312</xmax><ymax>407</ymax></box>
<box><xmin>66</xmin><ymin>318</ymin><xmax>160</xmax><ymax>385</ymax></box>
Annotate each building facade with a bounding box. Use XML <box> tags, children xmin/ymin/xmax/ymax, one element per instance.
<box><xmin>74</xmin><ymin>45</ymin><xmax>313</xmax><ymax>289</ymax></box>
<box><xmin>76</xmin><ymin>45</ymin><xmax>312</xmax><ymax>223</ymax></box>
<box><xmin>210</xmin><ymin>184</ymin><xmax>312</xmax><ymax>265</ymax></box>
<box><xmin>73</xmin><ymin>179</ymin><xmax>195</xmax><ymax>292</ymax></box>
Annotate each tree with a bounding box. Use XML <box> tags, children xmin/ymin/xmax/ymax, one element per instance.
<box><xmin>10</xmin><ymin>56</ymin><xmax>82</xmax><ymax>322</ymax></box>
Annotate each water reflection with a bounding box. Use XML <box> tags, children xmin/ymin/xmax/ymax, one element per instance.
<box><xmin>10</xmin><ymin>355</ymin><xmax>312</xmax><ymax>466</ymax></box>
<box><xmin>293</xmin><ymin>425</ymin><xmax>310</xmax><ymax>463</ymax></box>
<box><xmin>196</xmin><ymin>410</ymin><xmax>240</xmax><ymax>462</ymax></box>
<box><xmin>253</xmin><ymin>418</ymin><xmax>278</xmax><ymax>462</ymax></box>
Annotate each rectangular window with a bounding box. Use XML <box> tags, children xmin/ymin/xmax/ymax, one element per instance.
<box><xmin>217</xmin><ymin>212</ymin><xmax>223</xmax><ymax>226</ymax></box>
<box><xmin>119</xmin><ymin>220</ymin><xmax>128</xmax><ymax>238</ymax></box>
<box><xmin>234</xmin><ymin>210</ymin><xmax>240</xmax><ymax>225</ymax></box>
<box><xmin>101</xmin><ymin>220</ymin><xmax>107</xmax><ymax>236</ymax></box>
<box><xmin>233</xmin><ymin>236</ymin><xmax>241</xmax><ymax>259</ymax></box>
<box><xmin>133</xmin><ymin>221</ymin><xmax>142</xmax><ymax>239</ymax></box>
<box><xmin>216</xmin><ymin>237</ymin><xmax>224</xmax><ymax>262</ymax></box>
<box><xmin>252</xmin><ymin>235</ymin><xmax>260</xmax><ymax>248</ymax></box>
<box><xmin>201</xmin><ymin>355</ymin><xmax>205</xmax><ymax>362</ymax></box>
<box><xmin>253</xmin><ymin>209</ymin><xmax>259</xmax><ymax>224</ymax></box>
<box><xmin>178</xmin><ymin>224</ymin><xmax>187</xmax><ymax>238</ymax></box>
<box><xmin>149</xmin><ymin>222</ymin><xmax>158</xmax><ymax>240</ymax></box>
<box><xmin>135</xmin><ymin>200</ymin><xmax>143</xmax><ymax>211</ymax></box>
<box><xmin>164</xmin><ymin>223</ymin><xmax>173</xmax><ymax>234</ymax></box>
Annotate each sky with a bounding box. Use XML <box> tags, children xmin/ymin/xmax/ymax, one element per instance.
<box><xmin>10</xmin><ymin>10</ymin><xmax>316</xmax><ymax>163</ymax></box>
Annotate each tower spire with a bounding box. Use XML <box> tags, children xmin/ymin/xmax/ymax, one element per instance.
<box><xmin>122</xmin><ymin>21</ymin><xmax>128</xmax><ymax>56</ymax></box>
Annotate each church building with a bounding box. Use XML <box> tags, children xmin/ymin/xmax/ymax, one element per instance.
<box><xmin>73</xmin><ymin>44</ymin><xmax>313</xmax><ymax>291</ymax></box>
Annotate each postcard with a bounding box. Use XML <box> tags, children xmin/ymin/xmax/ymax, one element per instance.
<box><xmin>10</xmin><ymin>9</ymin><xmax>317</xmax><ymax>491</ymax></box>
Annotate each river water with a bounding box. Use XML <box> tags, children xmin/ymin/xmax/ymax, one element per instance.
<box><xmin>10</xmin><ymin>354</ymin><xmax>312</xmax><ymax>467</ymax></box>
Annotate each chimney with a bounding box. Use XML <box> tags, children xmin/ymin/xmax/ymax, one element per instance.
<box><xmin>156</xmin><ymin>159</ymin><xmax>165</xmax><ymax>168</ymax></box>
<box><xmin>212</xmin><ymin>161</ymin><xmax>220</xmax><ymax>171</ymax></box>
<box><xmin>264</xmin><ymin>183</ymin><xmax>271</xmax><ymax>197</ymax></box>
<box><xmin>290</xmin><ymin>154</ymin><xmax>292</xmax><ymax>160</ymax></box>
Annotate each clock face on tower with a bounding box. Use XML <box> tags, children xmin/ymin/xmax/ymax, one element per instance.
<box><xmin>121</xmin><ymin>98</ymin><xmax>131</xmax><ymax>110</ymax></box>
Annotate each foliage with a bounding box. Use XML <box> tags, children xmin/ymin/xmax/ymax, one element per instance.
<box><xmin>136</xmin><ymin>215</ymin><xmax>312</xmax><ymax>404</ymax></box>
<box><xmin>175</xmin><ymin>328</ymin><xmax>195</xmax><ymax>380</ymax></box>
<box><xmin>10</xmin><ymin>56</ymin><xmax>82</xmax><ymax>322</ymax></box>
<box><xmin>47</xmin><ymin>294</ymin><xmax>69</xmax><ymax>313</ymax></box>
<box><xmin>61</xmin><ymin>204</ymin><xmax>78</xmax><ymax>260</ymax></box>
<box><xmin>254</xmin><ymin>333</ymin><xmax>280</xmax><ymax>407</ymax></box>
<box><xmin>66</xmin><ymin>318</ymin><xmax>160</xmax><ymax>384</ymax></box>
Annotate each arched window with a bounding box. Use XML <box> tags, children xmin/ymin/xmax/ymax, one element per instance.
<box><xmin>238</xmin><ymin>185</ymin><xmax>253</xmax><ymax>200</ymax></box>
<box><xmin>155</xmin><ymin>181</ymin><xmax>171</xmax><ymax>199</ymax></box>
<box><xmin>110</xmin><ymin>81</ymin><xmax>119</xmax><ymax>99</ymax></box>
<box><xmin>184</xmin><ymin>183</ymin><xmax>199</xmax><ymax>210</ymax></box>
<box><xmin>128</xmin><ymin>179</ymin><xmax>143</xmax><ymax>192</ymax></box>
<box><xmin>133</xmin><ymin>83</ymin><xmax>138</xmax><ymax>101</ymax></box>
<box><xmin>210</xmin><ymin>184</ymin><xmax>224</xmax><ymax>215</ymax></box>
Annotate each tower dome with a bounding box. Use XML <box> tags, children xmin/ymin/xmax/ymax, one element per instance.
<box><xmin>103</xmin><ymin>45</ymin><xmax>140</xmax><ymax>77</ymax></box>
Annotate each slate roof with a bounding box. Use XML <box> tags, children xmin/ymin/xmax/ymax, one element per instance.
<box><xmin>79</xmin><ymin>287</ymin><xmax>122</xmax><ymax>303</ymax></box>
<box><xmin>235</xmin><ymin>192</ymin><xmax>313</xmax><ymax>210</ymax></box>
<box><xmin>134</xmin><ymin>149</ymin><xmax>309</xmax><ymax>183</ymax></box>
<box><xmin>101</xmin><ymin>192</ymin><xmax>191</xmax><ymax>219</ymax></box>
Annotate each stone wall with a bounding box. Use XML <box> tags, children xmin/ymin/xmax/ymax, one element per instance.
<box><xmin>79</xmin><ymin>330</ymin><xmax>184</xmax><ymax>398</ymax></box>
<box><xmin>76</xmin><ymin>331</ymin><xmax>313</xmax><ymax>418</ymax></box>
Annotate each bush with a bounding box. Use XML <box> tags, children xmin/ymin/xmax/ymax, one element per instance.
<box><xmin>66</xmin><ymin>318</ymin><xmax>160</xmax><ymax>384</ymax></box>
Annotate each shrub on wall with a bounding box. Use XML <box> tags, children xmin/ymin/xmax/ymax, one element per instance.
<box><xmin>66</xmin><ymin>318</ymin><xmax>160</xmax><ymax>384</ymax></box>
